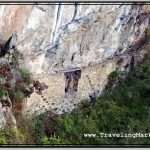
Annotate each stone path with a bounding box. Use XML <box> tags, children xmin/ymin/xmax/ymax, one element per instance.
<box><xmin>22</xmin><ymin>60</ymin><xmax>116</xmax><ymax>116</ymax></box>
<box><xmin>23</xmin><ymin>73</ymin><xmax>80</xmax><ymax>116</ymax></box>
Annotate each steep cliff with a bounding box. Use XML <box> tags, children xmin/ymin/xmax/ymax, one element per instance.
<box><xmin>0</xmin><ymin>4</ymin><xmax>149</xmax><ymax>73</ymax></box>
<box><xmin>0</xmin><ymin>4</ymin><xmax>150</xmax><ymax>116</ymax></box>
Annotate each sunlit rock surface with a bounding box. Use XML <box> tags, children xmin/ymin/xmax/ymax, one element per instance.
<box><xmin>0</xmin><ymin>4</ymin><xmax>149</xmax><ymax>116</ymax></box>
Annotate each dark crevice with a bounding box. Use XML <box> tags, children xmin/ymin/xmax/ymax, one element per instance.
<box><xmin>35</xmin><ymin>6</ymin><xmax>46</xmax><ymax>12</ymax></box>
<box><xmin>71</xmin><ymin>52</ymin><xmax>76</xmax><ymax>62</ymax></box>
<box><xmin>64</xmin><ymin>69</ymin><xmax>81</xmax><ymax>94</ymax></box>
<box><xmin>0</xmin><ymin>32</ymin><xmax>17</xmax><ymax>57</ymax></box>
<box><xmin>71</xmin><ymin>3</ymin><xmax>78</xmax><ymax>22</ymax></box>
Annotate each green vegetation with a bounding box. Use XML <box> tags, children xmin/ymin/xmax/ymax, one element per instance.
<box><xmin>0</xmin><ymin>43</ymin><xmax>150</xmax><ymax>145</ymax></box>
<box><xmin>40</xmin><ymin>135</ymin><xmax>62</xmax><ymax>145</ymax></box>
<box><xmin>0</xmin><ymin>127</ymin><xmax>25</xmax><ymax>144</ymax></box>
<box><xmin>19</xmin><ymin>68</ymin><xmax>31</xmax><ymax>79</ymax></box>
<box><xmin>19</xmin><ymin>67</ymin><xmax>32</xmax><ymax>87</ymax></box>
<box><xmin>0</xmin><ymin>49</ymin><xmax>34</xmax><ymax>145</ymax></box>
<box><xmin>108</xmin><ymin>70</ymin><xmax>124</xmax><ymax>82</ymax></box>
<box><xmin>5</xmin><ymin>66</ymin><xmax>32</xmax><ymax>105</ymax></box>
<box><xmin>28</xmin><ymin>114</ymin><xmax>45</xmax><ymax>143</ymax></box>
<box><xmin>11</xmin><ymin>50</ymin><xmax>21</xmax><ymax>64</ymax></box>
<box><xmin>1</xmin><ymin>53</ymin><xmax>150</xmax><ymax>145</ymax></box>
<box><xmin>12</xmin><ymin>90</ymin><xmax>24</xmax><ymax>103</ymax></box>
<box><xmin>0</xmin><ymin>91</ymin><xmax>4</xmax><ymax>102</ymax></box>
<box><xmin>27</xmin><ymin>53</ymin><xmax>150</xmax><ymax>145</ymax></box>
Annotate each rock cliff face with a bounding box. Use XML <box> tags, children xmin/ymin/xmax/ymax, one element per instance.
<box><xmin>0</xmin><ymin>4</ymin><xmax>149</xmax><ymax>73</ymax></box>
<box><xmin>0</xmin><ymin>4</ymin><xmax>150</xmax><ymax>116</ymax></box>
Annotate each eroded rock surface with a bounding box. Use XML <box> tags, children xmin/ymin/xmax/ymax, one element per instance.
<box><xmin>0</xmin><ymin>92</ymin><xmax>16</xmax><ymax>129</ymax></box>
<box><xmin>0</xmin><ymin>4</ymin><xmax>149</xmax><ymax>116</ymax></box>
<box><xmin>0</xmin><ymin>4</ymin><xmax>149</xmax><ymax>73</ymax></box>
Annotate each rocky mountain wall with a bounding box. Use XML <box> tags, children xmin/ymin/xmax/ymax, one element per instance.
<box><xmin>0</xmin><ymin>4</ymin><xmax>150</xmax><ymax>116</ymax></box>
<box><xmin>0</xmin><ymin>4</ymin><xmax>149</xmax><ymax>74</ymax></box>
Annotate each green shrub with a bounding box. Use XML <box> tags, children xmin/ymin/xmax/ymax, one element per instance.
<box><xmin>28</xmin><ymin>115</ymin><xmax>45</xmax><ymax>143</ymax></box>
<box><xmin>11</xmin><ymin>50</ymin><xmax>20</xmax><ymax>64</ymax></box>
<box><xmin>40</xmin><ymin>134</ymin><xmax>62</xmax><ymax>145</ymax></box>
<box><xmin>0</xmin><ymin>91</ymin><xmax>4</xmax><ymax>101</ymax></box>
<box><xmin>40</xmin><ymin>136</ymin><xmax>50</xmax><ymax>144</ymax></box>
<box><xmin>12</xmin><ymin>90</ymin><xmax>24</xmax><ymax>103</ymax></box>
<box><xmin>0</xmin><ymin>128</ymin><xmax>25</xmax><ymax>144</ymax></box>
<box><xmin>108</xmin><ymin>70</ymin><xmax>124</xmax><ymax>82</ymax></box>
<box><xmin>19</xmin><ymin>68</ymin><xmax>31</xmax><ymax>79</ymax></box>
<box><xmin>0</xmin><ymin>129</ymin><xmax>8</xmax><ymax>144</ymax></box>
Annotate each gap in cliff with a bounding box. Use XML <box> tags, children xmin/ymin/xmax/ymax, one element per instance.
<box><xmin>64</xmin><ymin>69</ymin><xmax>81</xmax><ymax>94</ymax></box>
